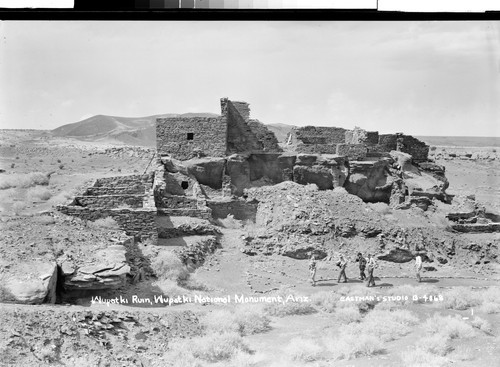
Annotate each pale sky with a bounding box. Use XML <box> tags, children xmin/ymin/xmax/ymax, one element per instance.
<box><xmin>1</xmin><ymin>21</ymin><xmax>499</xmax><ymax>136</ymax></box>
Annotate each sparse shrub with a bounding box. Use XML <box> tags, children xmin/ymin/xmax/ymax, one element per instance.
<box><xmin>416</xmin><ymin>333</ymin><xmax>453</xmax><ymax>356</ymax></box>
<box><xmin>471</xmin><ymin>316</ymin><xmax>492</xmax><ymax>333</ymax></box>
<box><xmin>166</xmin><ymin>332</ymin><xmax>251</xmax><ymax>363</ymax></box>
<box><xmin>401</xmin><ymin>347</ymin><xmax>448</xmax><ymax>367</ymax></box>
<box><xmin>325</xmin><ymin>332</ymin><xmax>384</xmax><ymax>360</ymax></box>
<box><xmin>479</xmin><ymin>301</ymin><xmax>500</xmax><ymax>314</ymax></box>
<box><xmin>284</xmin><ymin>337</ymin><xmax>324</xmax><ymax>362</ymax></box>
<box><xmin>10</xmin><ymin>163</ymin><xmax>15</xmax><ymax>169</ymax></box>
<box><xmin>202</xmin><ymin>305</ymin><xmax>270</xmax><ymax>336</ymax></box>
<box><xmin>311</xmin><ymin>291</ymin><xmax>338</xmax><ymax>313</ymax></box>
<box><xmin>334</xmin><ymin>305</ymin><xmax>361</xmax><ymax>324</ymax></box>
<box><xmin>59</xmin><ymin>164</ymin><xmax>64</xmax><ymax>170</ymax></box>
<box><xmin>441</xmin><ymin>287</ymin><xmax>481</xmax><ymax>310</ymax></box>
<box><xmin>154</xmin><ymin>279</ymin><xmax>191</xmax><ymax>297</ymax></box>
<box><xmin>57</xmin><ymin>159</ymin><xmax>61</xmax><ymax>163</ymax></box>
<box><xmin>423</xmin><ymin>314</ymin><xmax>475</xmax><ymax>339</ymax></box>
<box><xmin>218</xmin><ymin>214</ymin><xmax>242</xmax><ymax>229</ymax></box>
<box><xmin>448</xmin><ymin>347</ymin><xmax>475</xmax><ymax>362</ymax></box>
<box><xmin>27</xmin><ymin>186</ymin><xmax>52</xmax><ymax>201</ymax></box>
<box><xmin>117</xmin><ymin>168</ymin><xmax>121</xmax><ymax>172</ymax></box>
<box><xmin>0</xmin><ymin>172</ymin><xmax>50</xmax><ymax>190</ymax></box>
<box><xmin>11</xmin><ymin>201</ymin><xmax>26</xmax><ymax>215</ymax></box>
<box><xmin>48</xmin><ymin>190</ymin><xmax>73</xmax><ymax>205</ymax></box>
<box><xmin>151</xmin><ymin>251</ymin><xmax>189</xmax><ymax>282</ymax></box>
<box><xmin>361</xmin><ymin>309</ymin><xmax>419</xmax><ymax>342</ymax></box>
<box><xmin>39</xmin><ymin>159</ymin><xmax>43</xmax><ymax>162</ymax></box>
<box><xmin>87</xmin><ymin>216</ymin><xmax>120</xmax><ymax>229</ymax></box>
<box><xmin>15</xmin><ymin>156</ymin><xmax>19</xmax><ymax>160</ymax></box>
<box><xmin>264</xmin><ymin>288</ymin><xmax>316</xmax><ymax>317</ymax></box>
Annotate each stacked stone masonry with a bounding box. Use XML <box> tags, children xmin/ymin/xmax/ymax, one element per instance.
<box><xmin>73</xmin><ymin>195</ymin><xmax>145</xmax><ymax>209</ymax></box>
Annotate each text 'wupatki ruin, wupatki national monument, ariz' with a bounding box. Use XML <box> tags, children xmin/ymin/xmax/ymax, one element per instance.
<box><xmin>57</xmin><ymin>97</ymin><xmax>459</xmax><ymax>241</ymax></box>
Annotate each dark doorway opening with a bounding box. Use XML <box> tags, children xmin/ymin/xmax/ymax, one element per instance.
<box><xmin>181</xmin><ymin>181</ymin><xmax>189</xmax><ymax>190</ymax></box>
<box><xmin>187</xmin><ymin>133</ymin><xmax>194</xmax><ymax>140</ymax></box>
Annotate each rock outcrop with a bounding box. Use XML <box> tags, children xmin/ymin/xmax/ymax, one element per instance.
<box><xmin>2</xmin><ymin>261</ymin><xmax>58</xmax><ymax>304</ymax></box>
<box><xmin>62</xmin><ymin>243</ymin><xmax>131</xmax><ymax>291</ymax></box>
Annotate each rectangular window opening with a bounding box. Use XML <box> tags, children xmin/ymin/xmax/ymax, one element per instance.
<box><xmin>187</xmin><ymin>133</ymin><xmax>194</xmax><ymax>140</ymax></box>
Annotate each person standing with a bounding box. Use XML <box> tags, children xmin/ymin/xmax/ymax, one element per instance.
<box><xmin>415</xmin><ymin>254</ymin><xmax>423</xmax><ymax>283</ymax></box>
<box><xmin>366</xmin><ymin>254</ymin><xmax>377</xmax><ymax>287</ymax></box>
<box><xmin>337</xmin><ymin>254</ymin><xmax>348</xmax><ymax>283</ymax></box>
<box><xmin>356</xmin><ymin>252</ymin><xmax>367</xmax><ymax>281</ymax></box>
<box><xmin>309</xmin><ymin>254</ymin><xmax>317</xmax><ymax>287</ymax></box>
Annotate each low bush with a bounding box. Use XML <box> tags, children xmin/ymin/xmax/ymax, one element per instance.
<box><xmin>401</xmin><ymin>347</ymin><xmax>448</xmax><ymax>367</ymax></box>
<box><xmin>326</xmin><ymin>332</ymin><xmax>384</xmax><ymax>360</ymax></box>
<box><xmin>416</xmin><ymin>333</ymin><xmax>453</xmax><ymax>356</ymax></box>
<box><xmin>441</xmin><ymin>287</ymin><xmax>482</xmax><ymax>310</ymax></box>
<box><xmin>423</xmin><ymin>314</ymin><xmax>475</xmax><ymax>340</ymax></box>
<box><xmin>151</xmin><ymin>251</ymin><xmax>189</xmax><ymax>282</ymax></box>
<box><xmin>284</xmin><ymin>337</ymin><xmax>324</xmax><ymax>362</ymax></box>
<box><xmin>361</xmin><ymin>309</ymin><xmax>419</xmax><ymax>342</ymax></box>
<box><xmin>334</xmin><ymin>305</ymin><xmax>361</xmax><ymax>324</ymax></box>
<box><xmin>26</xmin><ymin>186</ymin><xmax>52</xmax><ymax>201</ymax></box>
<box><xmin>165</xmin><ymin>332</ymin><xmax>251</xmax><ymax>364</ymax></box>
<box><xmin>201</xmin><ymin>305</ymin><xmax>271</xmax><ymax>336</ymax></box>
<box><xmin>11</xmin><ymin>201</ymin><xmax>26</xmax><ymax>215</ymax></box>
<box><xmin>471</xmin><ymin>316</ymin><xmax>492</xmax><ymax>333</ymax></box>
<box><xmin>311</xmin><ymin>291</ymin><xmax>338</xmax><ymax>313</ymax></box>
<box><xmin>264</xmin><ymin>289</ymin><xmax>316</xmax><ymax>317</ymax></box>
<box><xmin>479</xmin><ymin>301</ymin><xmax>500</xmax><ymax>314</ymax></box>
<box><xmin>0</xmin><ymin>172</ymin><xmax>49</xmax><ymax>190</ymax></box>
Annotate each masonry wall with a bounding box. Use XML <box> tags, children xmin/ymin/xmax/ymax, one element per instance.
<box><xmin>401</xmin><ymin>135</ymin><xmax>429</xmax><ymax>162</ymax></box>
<box><xmin>84</xmin><ymin>186</ymin><xmax>145</xmax><ymax>196</ymax></box>
<box><xmin>336</xmin><ymin>144</ymin><xmax>368</xmax><ymax>161</ymax></box>
<box><xmin>73</xmin><ymin>195</ymin><xmax>144</xmax><ymax>209</ymax></box>
<box><xmin>246</xmin><ymin>120</ymin><xmax>282</xmax><ymax>152</ymax></box>
<box><xmin>93</xmin><ymin>174</ymin><xmax>153</xmax><ymax>188</ymax></box>
<box><xmin>57</xmin><ymin>206</ymin><xmax>157</xmax><ymax>240</ymax></box>
<box><xmin>291</xmin><ymin>126</ymin><xmax>346</xmax><ymax>154</ymax></box>
<box><xmin>156</xmin><ymin>117</ymin><xmax>227</xmax><ymax>160</ymax></box>
<box><xmin>226</xmin><ymin>101</ymin><xmax>263</xmax><ymax>154</ymax></box>
<box><xmin>156</xmin><ymin>195</ymin><xmax>199</xmax><ymax>209</ymax></box>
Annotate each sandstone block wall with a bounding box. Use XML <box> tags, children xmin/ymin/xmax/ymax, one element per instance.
<box><xmin>94</xmin><ymin>174</ymin><xmax>153</xmax><ymax>188</ymax></box>
<box><xmin>401</xmin><ymin>135</ymin><xmax>429</xmax><ymax>162</ymax></box>
<box><xmin>57</xmin><ymin>206</ymin><xmax>157</xmax><ymax>240</ymax></box>
<box><xmin>157</xmin><ymin>207</ymin><xmax>212</xmax><ymax>219</ymax></box>
<box><xmin>156</xmin><ymin>116</ymin><xmax>227</xmax><ymax>160</ymax></box>
<box><xmin>84</xmin><ymin>186</ymin><xmax>145</xmax><ymax>196</ymax></box>
<box><xmin>73</xmin><ymin>195</ymin><xmax>144</xmax><ymax>209</ymax></box>
<box><xmin>156</xmin><ymin>195</ymin><xmax>198</xmax><ymax>209</ymax></box>
<box><xmin>226</xmin><ymin>101</ymin><xmax>263</xmax><ymax>154</ymax></box>
<box><xmin>336</xmin><ymin>144</ymin><xmax>368</xmax><ymax>161</ymax></box>
<box><xmin>246</xmin><ymin>119</ymin><xmax>282</xmax><ymax>152</ymax></box>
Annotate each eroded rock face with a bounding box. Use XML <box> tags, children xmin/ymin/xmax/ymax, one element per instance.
<box><xmin>344</xmin><ymin>160</ymin><xmax>395</xmax><ymax>203</ymax></box>
<box><xmin>376</xmin><ymin>247</ymin><xmax>424</xmax><ymax>263</ymax></box>
<box><xmin>2</xmin><ymin>261</ymin><xmax>58</xmax><ymax>304</ymax></box>
<box><xmin>63</xmin><ymin>244</ymin><xmax>131</xmax><ymax>290</ymax></box>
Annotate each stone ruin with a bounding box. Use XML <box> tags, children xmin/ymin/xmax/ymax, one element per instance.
<box><xmin>58</xmin><ymin>97</ymin><xmax>453</xmax><ymax>242</ymax></box>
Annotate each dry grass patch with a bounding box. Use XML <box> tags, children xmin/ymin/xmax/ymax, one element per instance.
<box><xmin>201</xmin><ymin>305</ymin><xmax>270</xmax><ymax>336</ymax></box>
<box><xmin>164</xmin><ymin>332</ymin><xmax>251</xmax><ymax>364</ymax></box>
<box><xmin>26</xmin><ymin>186</ymin><xmax>52</xmax><ymax>201</ymax></box>
<box><xmin>310</xmin><ymin>291</ymin><xmax>337</xmax><ymax>313</ymax></box>
<box><xmin>264</xmin><ymin>288</ymin><xmax>316</xmax><ymax>317</ymax></box>
<box><xmin>151</xmin><ymin>251</ymin><xmax>189</xmax><ymax>282</ymax></box>
<box><xmin>400</xmin><ymin>347</ymin><xmax>449</xmax><ymax>367</ymax></box>
<box><xmin>423</xmin><ymin>314</ymin><xmax>476</xmax><ymax>340</ymax></box>
<box><xmin>334</xmin><ymin>305</ymin><xmax>361</xmax><ymax>324</ymax></box>
<box><xmin>324</xmin><ymin>332</ymin><xmax>384</xmax><ymax>360</ymax></box>
<box><xmin>441</xmin><ymin>287</ymin><xmax>482</xmax><ymax>310</ymax></box>
<box><xmin>283</xmin><ymin>337</ymin><xmax>324</xmax><ymax>362</ymax></box>
<box><xmin>416</xmin><ymin>333</ymin><xmax>453</xmax><ymax>356</ymax></box>
<box><xmin>0</xmin><ymin>172</ymin><xmax>50</xmax><ymax>190</ymax></box>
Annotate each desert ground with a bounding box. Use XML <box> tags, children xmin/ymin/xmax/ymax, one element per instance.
<box><xmin>1</xmin><ymin>129</ymin><xmax>499</xmax><ymax>367</ymax></box>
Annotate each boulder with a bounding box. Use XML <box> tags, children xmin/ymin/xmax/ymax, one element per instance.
<box><xmin>64</xmin><ymin>244</ymin><xmax>130</xmax><ymax>290</ymax></box>
<box><xmin>2</xmin><ymin>261</ymin><xmax>57</xmax><ymax>304</ymax></box>
<box><xmin>344</xmin><ymin>160</ymin><xmax>395</xmax><ymax>203</ymax></box>
<box><xmin>377</xmin><ymin>247</ymin><xmax>422</xmax><ymax>263</ymax></box>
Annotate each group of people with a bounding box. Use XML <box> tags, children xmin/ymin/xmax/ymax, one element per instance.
<box><xmin>308</xmin><ymin>252</ymin><xmax>424</xmax><ymax>287</ymax></box>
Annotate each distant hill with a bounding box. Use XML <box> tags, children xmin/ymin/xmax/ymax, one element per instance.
<box><xmin>52</xmin><ymin>113</ymin><xmax>218</xmax><ymax>146</ymax></box>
